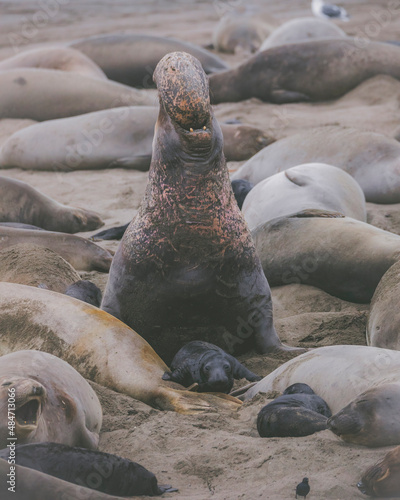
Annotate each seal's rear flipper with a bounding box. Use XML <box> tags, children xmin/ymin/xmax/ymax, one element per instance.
<box><xmin>160</xmin><ymin>388</ymin><xmax>242</xmax><ymax>414</ymax></box>
<box><xmin>91</xmin><ymin>223</ymin><xmax>129</xmax><ymax>241</ymax></box>
<box><xmin>270</xmin><ymin>89</ymin><xmax>311</xmax><ymax>104</ymax></box>
<box><xmin>158</xmin><ymin>485</ymin><xmax>179</xmax><ymax>494</ymax></box>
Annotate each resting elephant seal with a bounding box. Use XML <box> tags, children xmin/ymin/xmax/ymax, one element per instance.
<box><xmin>0</xmin><ymin>283</ymin><xmax>241</xmax><ymax>414</ymax></box>
<box><xmin>232</xmin><ymin>126</ymin><xmax>400</xmax><ymax>204</ymax></box>
<box><xmin>0</xmin><ymin>350</ymin><xmax>102</xmax><ymax>449</ymax></box>
<box><xmin>162</xmin><ymin>341</ymin><xmax>261</xmax><ymax>393</ymax></box>
<box><xmin>245</xmin><ymin>345</ymin><xmax>400</xmax><ymax>446</ymax></box>
<box><xmin>0</xmin><ymin>225</ymin><xmax>112</xmax><ymax>272</ymax></box>
<box><xmin>70</xmin><ymin>34</ymin><xmax>229</xmax><ymax>87</ymax></box>
<box><xmin>0</xmin><ymin>176</ymin><xmax>103</xmax><ymax>231</ymax></box>
<box><xmin>0</xmin><ymin>68</ymin><xmax>155</xmax><ymax>121</ymax></box>
<box><xmin>0</xmin><ymin>47</ymin><xmax>107</xmax><ymax>80</ymax></box>
<box><xmin>0</xmin><ymin>107</ymin><xmax>272</xmax><ymax>171</ymax></box>
<box><xmin>367</xmin><ymin>260</ymin><xmax>400</xmax><ymax>350</ymax></box>
<box><xmin>0</xmin><ymin>244</ymin><xmax>80</xmax><ymax>293</ymax></box>
<box><xmin>212</xmin><ymin>12</ymin><xmax>273</xmax><ymax>53</ymax></box>
<box><xmin>209</xmin><ymin>38</ymin><xmax>400</xmax><ymax>104</ymax></box>
<box><xmin>0</xmin><ymin>443</ymin><xmax>175</xmax><ymax>497</ymax></box>
<box><xmin>101</xmin><ymin>52</ymin><xmax>300</xmax><ymax>361</ymax></box>
<box><xmin>242</xmin><ymin>163</ymin><xmax>366</xmax><ymax>229</ymax></box>
<box><xmin>358</xmin><ymin>445</ymin><xmax>400</xmax><ymax>497</ymax></box>
<box><xmin>259</xmin><ymin>17</ymin><xmax>346</xmax><ymax>51</ymax></box>
<box><xmin>252</xmin><ymin>209</ymin><xmax>400</xmax><ymax>303</ymax></box>
<box><xmin>257</xmin><ymin>383</ymin><xmax>331</xmax><ymax>438</ymax></box>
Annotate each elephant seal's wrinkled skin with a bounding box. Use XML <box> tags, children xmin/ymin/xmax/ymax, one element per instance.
<box><xmin>0</xmin><ymin>350</ymin><xmax>102</xmax><ymax>450</ymax></box>
<box><xmin>0</xmin><ymin>283</ymin><xmax>241</xmax><ymax>415</ymax></box>
<box><xmin>102</xmin><ymin>52</ymin><xmax>300</xmax><ymax>362</ymax></box>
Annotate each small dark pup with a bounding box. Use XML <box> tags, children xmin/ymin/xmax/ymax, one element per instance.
<box><xmin>162</xmin><ymin>341</ymin><xmax>261</xmax><ymax>393</ymax></box>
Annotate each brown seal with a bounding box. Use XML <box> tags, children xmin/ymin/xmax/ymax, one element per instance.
<box><xmin>101</xmin><ymin>51</ymin><xmax>301</xmax><ymax>362</ymax></box>
<box><xmin>358</xmin><ymin>445</ymin><xmax>400</xmax><ymax>497</ymax></box>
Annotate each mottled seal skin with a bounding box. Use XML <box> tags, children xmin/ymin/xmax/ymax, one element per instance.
<box><xmin>0</xmin><ymin>283</ymin><xmax>241</xmax><ymax>415</ymax></box>
<box><xmin>70</xmin><ymin>34</ymin><xmax>229</xmax><ymax>87</ymax></box>
<box><xmin>257</xmin><ymin>383</ymin><xmax>331</xmax><ymax>438</ymax></box>
<box><xmin>367</xmin><ymin>260</ymin><xmax>400</xmax><ymax>350</ymax></box>
<box><xmin>0</xmin><ymin>225</ymin><xmax>112</xmax><ymax>272</ymax></box>
<box><xmin>209</xmin><ymin>38</ymin><xmax>400</xmax><ymax>104</ymax></box>
<box><xmin>231</xmin><ymin>126</ymin><xmax>400</xmax><ymax>204</ymax></box>
<box><xmin>259</xmin><ymin>17</ymin><xmax>346</xmax><ymax>51</ymax></box>
<box><xmin>0</xmin><ymin>176</ymin><xmax>103</xmax><ymax>232</ymax></box>
<box><xmin>245</xmin><ymin>345</ymin><xmax>400</xmax><ymax>447</ymax></box>
<box><xmin>0</xmin><ymin>443</ymin><xmax>175</xmax><ymax>497</ymax></box>
<box><xmin>242</xmin><ymin>163</ymin><xmax>366</xmax><ymax>230</ymax></box>
<box><xmin>358</xmin><ymin>445</ymin><xmax>400</xmax><ymax>497</ymax></box>
<box><xmin>231</xmin><ymin>179</ymin><xmax>254</xmax><ymax>210</ymax></box>
<box><xmin>0</xmin><ymin>47</ymin><xmax>107</xmax><ymax>79</ymax></box>
<box><xmin>0</xmin><ymin>68</ymin><xmax>154</xmax><ymax>121</ymax></box>
<box><xmin>162</xmin><ymin>341</ymin><xmax>261</xmax><ymax>393</ymax></box>
<box><xmin>0</xmin><ymin>350</ymin><xmax>102</xmax><ymax>450</ymax></box>
<box><xmin>252</xmin><ymin>209</ymin><xmax>400</xmax><ymax>303</ymax></box>
<box><xmin>65</xmin><ymin>280</ymin><xmax>102</xmax><ymax>307</ymax></box>
<box><xmin>102</xmin><ymin>51</ymin><xmax>300</xmax><ymax>362</ymax></box>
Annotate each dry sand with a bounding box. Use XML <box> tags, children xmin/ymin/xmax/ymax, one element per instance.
<box><xmin>1</xmin><ymin>1</ymin><xmax>400</xmax><ymax>498</ymax></box>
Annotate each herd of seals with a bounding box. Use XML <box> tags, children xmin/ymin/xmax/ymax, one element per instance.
<box><xmin>1</xmin><ymin>5</ymin><xmax>400</xmax><ymax>499</ymax></box>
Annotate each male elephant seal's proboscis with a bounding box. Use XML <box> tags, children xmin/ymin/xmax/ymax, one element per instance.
<box><xmin>0</xmin><ymin>350</ymin><xmax>102</xmax><ymax>450</ymax></box>
<box><xmin>0</xmin><ymin>283</ymin><xmax>241</xmax><ymax>414</ymax></box>
<box><xmin>101</xmin><ymin>51</ymin><xmax>301</xmax><ymax>361</ymax></box>
<box><xmin>244</xmin><ymin>345</ymin><xmax>400</xmax><ymax>447</ymax></box>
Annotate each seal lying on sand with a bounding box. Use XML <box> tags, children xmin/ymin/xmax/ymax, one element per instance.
<box><xmin>0</xmin><ymin>225</ymin><xmax>112</xmax><ymax>272</ymax></box>
<box><xmin>0</xmin><ymin>47</ymin><xmax>107</xmax><ymax>79</ymax></box>
<box><xmin>245</xmin><ymin>345</ymin><xmax>400</xmax><ymax>446</ymax></box>
<box><xmin>0</xmin><ymin>107</ymin><xmax>272</xmax><ymax>171</ymax></box>
<box><xmin>0</xmin><ymin>68</ymin><xmax>154</xmax><ymax>121</ymax></box>
<box><xmin>0</xmin><ymin>350</ymin><xmax>102</xmax><ymax>449</ymax></box>
<box><xmin>0</xmin><ymin>443</ymin><xmax>176</xmax><ymax>497</ymax></box>
<box><xmin>0</xmin><ymin>176</ymin><xmax>103</xmax><ymax>231</ymax></box>
<box><xmin>257</xmin><ymin>383</ymin><xmax>331</xmax><ymax>437</ymax></box>
<box><xmin>232</xmin><ymin>126</ymin><xmax>400</xmax><ymax>204</ymax></box>
<box><xmin>367</xmin><ymin>260</ymin><xmax>400</xmax><ymax>350</ymax></box>
<box><xmin>0</xmin><ymin>283</ymin><xmax>241</xmax><ymax>414</ymax></box>
<box><xmin>162</xmin><ymin>341</ymin><xmax>261</xmax><ymax>393</ymax></box>
<box><xmin>209</xmin><ymin>38</ymin><xmax>400</xmax><ymax>104</ymax></box>
<box><xmin>70</xmin><ymin>34</ymin><xmax>229</xmax><ymax>87</ymax></box>
<box><xmin>358</xmin><ymin>445</ymin><xmax>400</xmax><ymax>497</ymax></box>
<box><xmin>252</xmin><ymin>209</ymin><xmax>400</xmax><ymax>303</ymax></box>
<box><xmin>242</xmin><ymin>163</ymin><xmax>366</xmax><ymax>229</ymax></box>
<box><xmin>259</xmin><ymin>17</ymin><xmax>346</xmax><ymax>51</ymax></box>
<box><xmin>101</xmin><ymin>52</ymin><xmax>300</xmax><ymax>361</ymax></box>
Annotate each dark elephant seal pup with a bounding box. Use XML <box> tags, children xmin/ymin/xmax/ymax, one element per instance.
<box><xmin>252</xmin><ymin>209</ymin><xmax>400</xmax><ymax>303</ymax></box>
<box><xmin>102</xmin><ymin>51</ymin><xmax>302</xmax><ymax>361</ymax></box>
<box><xmin>232</xmin><ymin>126</ymin><xmax>400</xmax><ymax>204</ymax></box>
<box><xmin>0</xmin><ymin>443</ymin><xmax>175</xmax><ymax>497</ymax></box>
<box><xmin>257</xmin><ymin>383</ymin><xmax>331</xmax><ymax>437</ymax></box>
<box><xmin>162</xmin><ymin>341</ymin><xmax>261</xmax><ymax>393</ymax></box>
<box><xmin>259</xmin><ymin>17</ymin><xmax>346</xmax><ymax>51</ymax></box>
<box><xmin>209</xmin><ymin>38</ymin><xmax>400</xmax><ymax>104</ymax></box>
<box><xmin>70</xmin><ymin>34</ymin><xmax>228</xmax><ymax>87</ymax></box>
<box><xmin>245</xmin><ymin>345</ymin><xmax>400</xmax><ymax>447</ymax></box>
<box><xmin>0</xmin><ymin>176</ymin><xmax>103</xmax><ymax>232</ymax></box>
<box><xmin>367</xmin><ymin>260</ymin><xmax>400</xmax><ymax>350</ymax></box>
<box><xmin>242</xmin><ymin>163</ymin><xmax>366</xmax><ymax>229</ymax></box>
<box><xmin>0</xmin><ymin>350</ymin><xmax>102</xmax><ymax>450</ymax></box>
<box><xmin>0</xmin><ymin>68</ymin><xmax>155</xmax><ymax>121</ymax></box>
<box><xmin>0</xmin><ymin>47</ymin><xmax>107</xmax><ymax>80</ymax></box>
<box><xmin>65</xmin><ymin>280</ymin><xmax>102</xmax><ymax>307</ymax></box>
<box><xmin>358</xmin><ymin>445</ymin><xmax>400</xmax><ymax>497</ymax></box>
<box><xmin>0</xmin><ymin>283</ymin><xmax>241</xmax><ymax>414</ymax></box>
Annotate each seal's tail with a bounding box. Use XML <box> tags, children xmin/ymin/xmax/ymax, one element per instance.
<box><xmin>157</xmin><ymin>387</ymin><xmax>242</xmax><ymax>414</ymax></box>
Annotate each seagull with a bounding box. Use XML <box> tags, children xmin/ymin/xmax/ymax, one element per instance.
<box><xmin>296</xmin><ymin>478</ymin><xmax>310</xmax><ymax>499</ymax></box>
<box><xmin>312</xmin><ymin>0</ymin><xmax>349</xmax><ymax>21</ymax></box>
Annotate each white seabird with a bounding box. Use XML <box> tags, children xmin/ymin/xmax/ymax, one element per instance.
<box><xmin>312</xmin><ymin>0</ymin><xmax>349</xmax><ymax>21</ymax></box>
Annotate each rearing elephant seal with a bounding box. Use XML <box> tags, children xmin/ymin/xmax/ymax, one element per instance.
<box><xmin>101</xmin><ymin>52</ymin><xmax>299</xmax><ymax>361</ymax></box>
<box><xmin>0</xmin><ymin>350</ymin><xmax>102</xmax><ymax>450</ymax></box>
